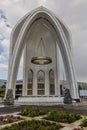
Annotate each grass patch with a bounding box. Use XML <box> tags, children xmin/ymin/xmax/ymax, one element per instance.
<box><xmin>0</xmin><ymin>120</ymin><xmax>63</xmax><ymax>130</ymax></box>
<box><xmin>80</xmin><ymin>117</ymin><xmax>87</xmax><ymax>127</ymax></box>
<box><xmin>44</xmin><ymin>110</ymin><xmax>81</xmax><ymax>123</ymax></box>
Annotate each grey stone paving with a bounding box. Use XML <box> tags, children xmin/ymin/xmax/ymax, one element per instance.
<box><xmin>0</xmin><ymin>103</ymin><xmax>87</xmax><ymax>115</ymax></box>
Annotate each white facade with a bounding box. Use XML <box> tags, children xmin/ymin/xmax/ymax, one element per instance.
<box><xmin>23</xmin><ymin>17</ymin><xmax>60</xmax><ymax>97</ymax></box>
<box><xmin>6</xmin><ymin>6</ymin><xmax>79</xmax><ymax>103</ymax></box>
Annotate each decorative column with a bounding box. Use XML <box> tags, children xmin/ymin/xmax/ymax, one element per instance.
<box><xmin>33</xmin><ymin>70</ymin><xmax>37</xmax><ymax>96</ymax></box>
<box><xmin>23</xmin><ymin>45</ymin><xmax>27</xmax><ymax>96</ymax></box>
<box><xmin>55</xmin><ymin>42</ymin><xmax>60</xmax><ymax>97</ymax></box>
<box><xmin>45</xmin><ymin>70</ymin><xmax>49</xmax><ymax>96</ymax></box>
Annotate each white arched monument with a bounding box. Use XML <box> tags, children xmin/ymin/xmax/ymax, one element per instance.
<box><xmin>5</xmin><ymin>6</ymin><xmax>79</xmax><ymax>104</ymax></box>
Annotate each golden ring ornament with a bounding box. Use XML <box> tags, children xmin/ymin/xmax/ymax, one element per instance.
<box><xmin>31</xmin><ymin>56</ymin><xmax>52</xmax><ymax>65</ymax></box>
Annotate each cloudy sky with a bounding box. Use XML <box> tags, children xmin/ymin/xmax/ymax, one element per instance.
<box><xmin>0</xmin><ymin>0</ymin><xmax>87</xmax><ymax>82</ymax></box>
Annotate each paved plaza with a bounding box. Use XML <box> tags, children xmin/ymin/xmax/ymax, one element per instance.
<box><xmin>0</xmin><ymin>103</ymin><xmax>87</xmax><ymax>115</ymax></box>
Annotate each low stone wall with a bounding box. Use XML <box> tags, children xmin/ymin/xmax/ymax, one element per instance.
<box><xmin>15</xmin><ymin>96</ymin><xmax>64</xmax><ymax>105</ymax></box>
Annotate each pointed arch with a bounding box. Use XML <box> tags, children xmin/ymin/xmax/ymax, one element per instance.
<box><xmin>49</xmin><ymin>69</ymin><xmax>55</xmax><ymax>95</ymax></box>
<box><xmin>27</xmin><ymin>69</ymin><xmax>33</xmax><ymax>95</ymax></box>
<box><xmin>6</xmin><ymin>7</ymin><xmax>79</xmax><ymax>99</ymax></box>
<box><xmin>37</xmin><ymin>70</ymin><xmax>45</xmax><ymax>95</ymax></box>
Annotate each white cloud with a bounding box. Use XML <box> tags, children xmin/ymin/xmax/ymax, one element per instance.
<box><xmin>0</xmin><ymin>28</ymin><xmax>11</xmax><ymax>40</ymax></box>
<box><xmin>1</xmin><ymin>39</ymin><xmax>10</xmax><ymax>50</ymax></box>
<box><xmin>0</xmin><ymin>64</ymin><xmax>8</xmax><ymax>69</ymax></box>
<box><xmin>0</xmin><ymin>63</ymin><xmax>8</xmax><ymax>79</ymax></box>
<box><xmin>0</xmin><ymin>55</ymin><xmax>5</xmax><ymax>61</ymax></box>
<box><xmin>0</xmin><ymin>39</ymin><xmax>10</xmax><ymax>61</ymax></box>
<box><xmin>0</xmin><ymin>19</ymin><xmax>11</xmax><ymax>39</ymax></box>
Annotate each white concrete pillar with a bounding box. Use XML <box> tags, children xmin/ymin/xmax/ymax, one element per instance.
<box><xmin>33</xmin><ymin>70</ymin><xmax>37</xmax><ymax>96</ymax></box>
<box><xmin>45</xmin><ymin>70</ymin><xmax>49</xmax><ymax>96</ymax></box>
<box><xmin>23</xmin><ymin>46</ymin><xmax>27</xmax><ymax>96</ymax></box>
<box><xmin>55</xmin><ymin>42</ymin><xmax>60</xmax><ymax>97</ymax></box>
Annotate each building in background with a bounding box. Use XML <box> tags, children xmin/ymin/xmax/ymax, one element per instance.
<box><xmin>15</xmin><ymin>80</ymin><xmax>87</xmax><ymax>100</ymax></box>
<box><xmin>0</xmin><ymin>80</ymin><xmax>86</xmax><ymax>100</ymax></box>
<box><xmin>15</xmin><ymin>80</ymin><xmax>87</xmax><ymax>99</ymax></box>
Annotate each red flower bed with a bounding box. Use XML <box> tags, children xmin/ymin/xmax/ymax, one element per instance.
<box><xmin>73</xmin><ymin>127</ymin><xmax>83</xmax><ymax>130</ymax></box>
<box><xmin>0</xmin><ymin>115</ymin><xmax>22</xmax><ymax>125</ymax></box>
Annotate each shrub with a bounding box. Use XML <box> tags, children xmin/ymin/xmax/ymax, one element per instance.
<box><xmin>67</xmin><ymin>113</ymin><xmax>76</xmax><ymax>123</ymax></box>
<box><xmin>80</xmin><ymin>117</ymin><xmax>87</xmax><ymax>127</ymax></box>
<box><xmin>74</xmin><ymin>114</ymin><xmax>81</xmax><ymax>120</ymax></box>
<box><xmin>21</xmin><ymin>107</ymin><xmax>48</xmax><ymax>117</ymax></box>
<box><xmin>0</xmin><ymin>120</ymin><xmax>63</xmax><ymax>130</ymax></box>
<box><xmin>21</xmin><ymin>107</ymin><xmax>40</xmax><ymax>117</ymax></box>
<box><xmin>44</xmin><ymin>110</ymin><xmax>81</xmax><ymax>123</ymax></box>
<box><xmin>21</xmin><ymin>107</ymin><xmax>29</xmax><ymax>116</ymax></box>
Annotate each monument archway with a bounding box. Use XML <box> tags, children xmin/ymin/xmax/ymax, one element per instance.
<box><xmin>6</xmin><ymin>6</ymin><xmax>79</xmax><ymax>103</ymax></box>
